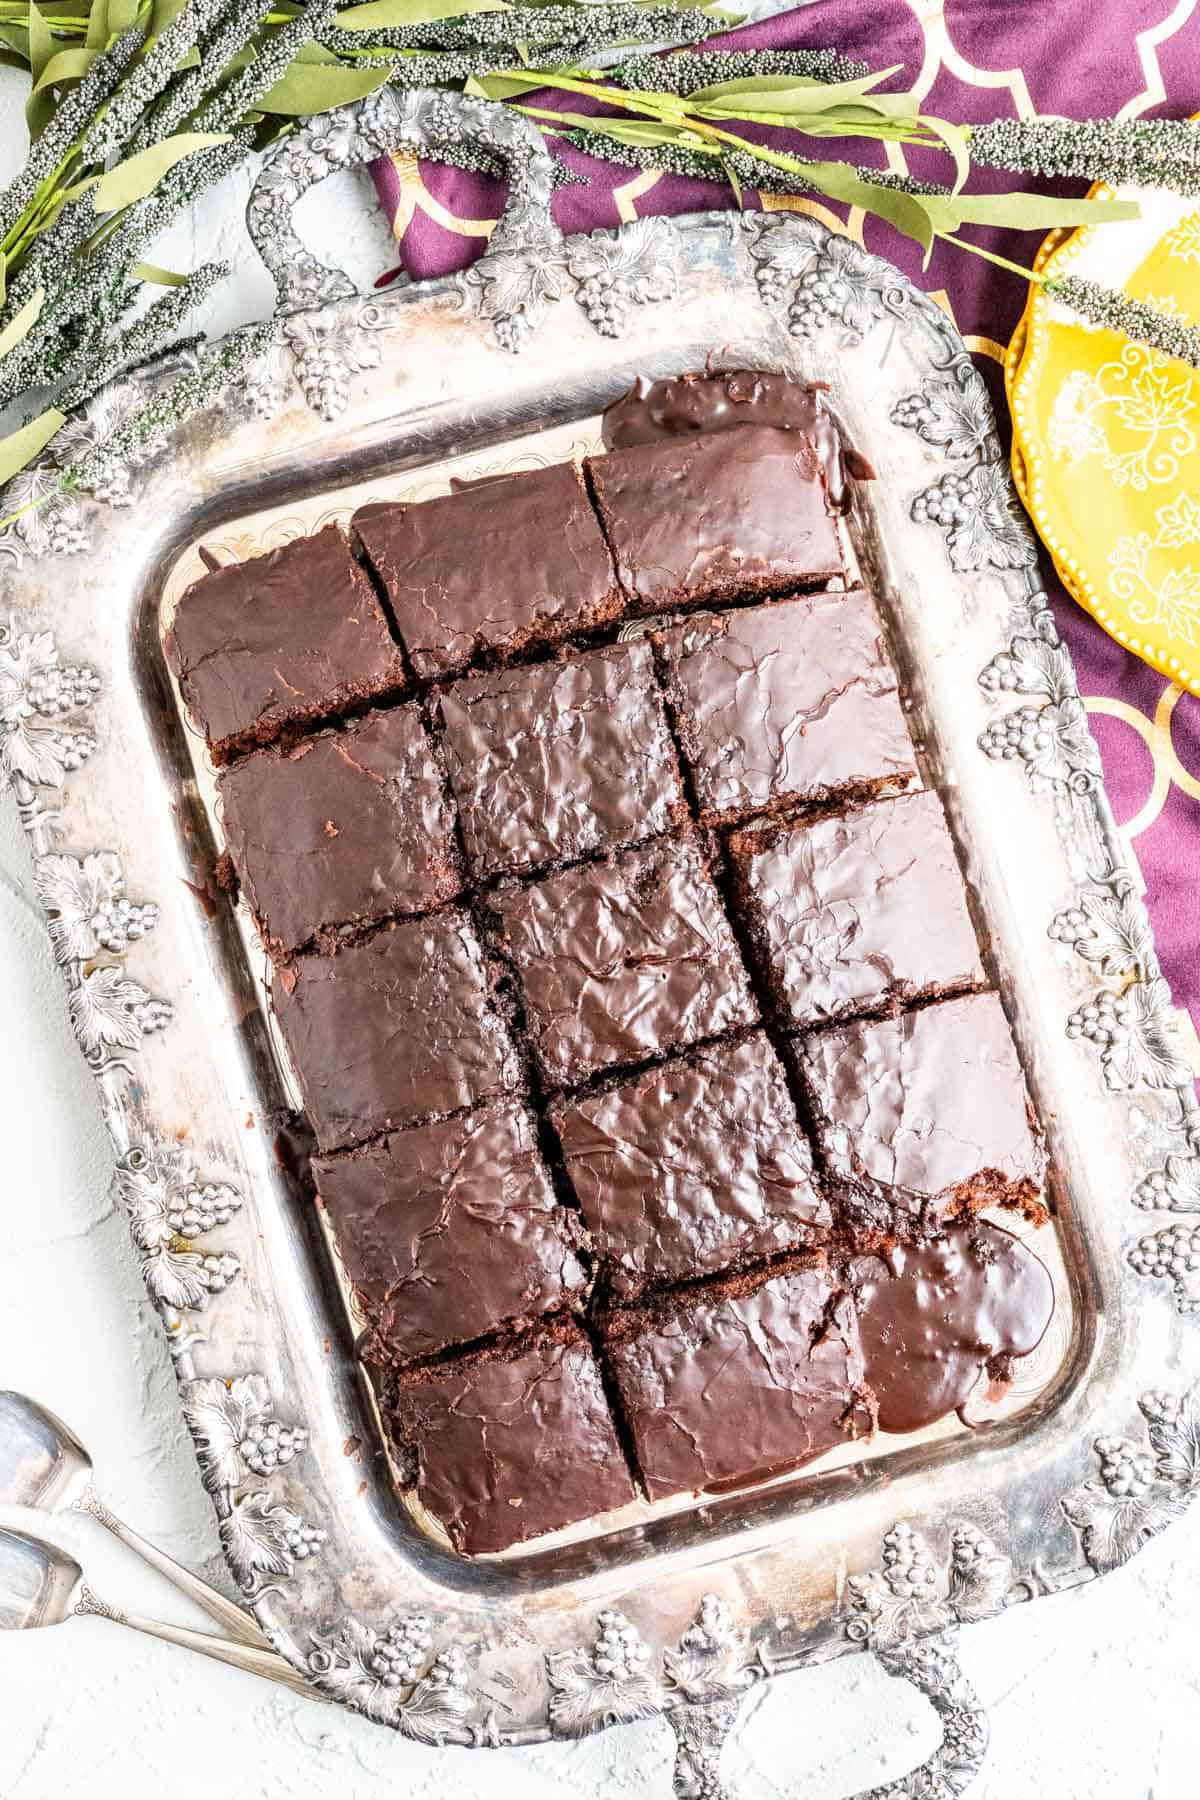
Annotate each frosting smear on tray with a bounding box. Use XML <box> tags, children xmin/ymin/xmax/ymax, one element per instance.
<box><xmin>165</xmin><ymin>365</ymin><xmax>1057</xmax><ymax>1556</ymax></box>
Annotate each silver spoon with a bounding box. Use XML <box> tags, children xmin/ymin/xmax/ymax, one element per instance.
<box><xmin>0</xmin><ymin>1525</ymin><xmax>319</xmax><ymax>1699</ymax></box>
<box><xmin>0</xmin><ymin>1389</ymin><xmax>269</xmax><ymax>1650</ymax></box>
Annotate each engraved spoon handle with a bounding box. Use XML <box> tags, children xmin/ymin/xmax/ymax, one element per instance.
<box><xmin>74</xmin><ymin>1584</ymin><xmax>319</xmax><ymax>1701</ymax></box>
<box><xmin>74</xmin><ymin>1484</ymin><xmax>269</xmax><ymax>1650</ymax></box>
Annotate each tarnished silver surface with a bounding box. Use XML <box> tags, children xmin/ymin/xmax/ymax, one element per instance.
<box><xmin>4</xmin><ymin>129</ymin><xmax>1200</xmax><ymax>1794</ymax></box>
<box><xmin>0</xmin><ymin>1389</ymin><xmax>268</xmax><ymax>1647</ymax></box>
<box><xmin>0</xmin><ymin>1525</ymin><xmax>318</xmax><ymax>1694</ymax></box>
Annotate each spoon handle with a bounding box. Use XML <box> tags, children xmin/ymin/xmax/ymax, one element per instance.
<box><xmin>73</xmin><ymin>1484</ymin><xmax>270</xmax><ymax>1650</ymax></box>
<box><xmin>74</xmin><ymin>1583</ymin><xmax>320</xmax><ymax>1700</ymax></box>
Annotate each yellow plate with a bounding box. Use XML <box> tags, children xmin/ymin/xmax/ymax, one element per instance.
<box><xmin>1009</xmin><ymin>183</ymin><xmax>1200</xmax><ymax>696</ymax></box>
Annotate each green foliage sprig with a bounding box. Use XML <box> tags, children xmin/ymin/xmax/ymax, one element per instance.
<box><xmin>0</xmin><ymin>2</ymin><xmax>1196</xmax><ymax>531</ymax></box>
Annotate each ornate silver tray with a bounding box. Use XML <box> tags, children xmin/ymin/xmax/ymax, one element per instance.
<box><xmin>6</xmin><ymin>91</ymin><xmax>1200</xmax><ymax>1798</ymax></box>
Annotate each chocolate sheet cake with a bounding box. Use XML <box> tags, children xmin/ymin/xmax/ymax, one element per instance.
<box><xmin>218</xmin><ymin>706</ymin><xmax>461</xmax><ymax>959</ymax></box>
<box><xmin>166</xmin><ymin>364</ymin><xmax>1058</xmax><ymax>1556</ymax></box>
<box><xmin>438</xmin><ymin>640</ymin><xmax>684</xmax><ymax>879</ymax></box>
<box><xmin>604</xmin><ymin>1264</ymin><xmax>871</xmax><ymax>1499</ymax></box>
<box><xmin>314</xmin><ymin>1100</ymin><xmax>586</xmax><ymax>1365</ymax></box>
<box><xmin>586</xmin><ymin>426</ymin><xmax>843</xmax><ymax>611</ymax></box>
<box><xmin>352</xmin><ymin>462</ymin><xmax>619</xmax><ymax>677</ymax></box>
<box><xmin>654</xmin><ymin>591</ymin><xmax>918</xmax><ymax>826</ymax></box>
<box><xmin>552</xmin><ymin>1034</ymin><xmax>830</xmax><ymax>1297</ymax></box>
<box><xmin>165</xmin><ymin>525</ymin><xmax>405</xmax><ymax>764</ymax></box>
<box><xmin>492</xmin><ymin>836</ymin><xmax>758</xmax><ymax>1088</ymax></box>
<box><xmin>731</xmin><ymin>789</ymin><xmax>984</xmax><ymax>1026</ymax></box>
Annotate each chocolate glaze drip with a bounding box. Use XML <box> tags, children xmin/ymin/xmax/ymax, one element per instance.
<box><xmin>851</xmin><ymin>1219</ymin><xmax>1055</xmax><ymax>1434</ymax></box>
<box><xmin>600</xmin><ymin>367</ymin><xmax>874</xmax><ymax>508</ymax></box>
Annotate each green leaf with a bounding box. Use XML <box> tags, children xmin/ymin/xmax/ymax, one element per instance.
<box><xmin>106</xmin><ymin>0</ymin><xmax>141</xmax><ymax>32</ymax></box>
<box><xmin>294</xmin><ymin>40</ymin><xmax>341</xmax><ymax>64</ymax></box>
<box><xmin>31</xmin><ymin>46</ymin><xmax>98</xmax><ymax>93</ymax></box>
<box><xmin>150</xmin><ymin>0</ymin><xmax>187</xmax><ymax>31</ymax></box>
<box><xmin>923</xmin><ymin>190</ymin><xmax>1140</xmax><ymax>233</ymax></box>
<box><xmin>466</xmin><ymin>71</ymin><xmax>551</xmax><ymax>100</ymax></box>
<box><xmin>0</xmin><ymin>252</ymin><xmax>5</xmax><ymax>308</ymax></box>
<box><xmin>86</xmin><ymin>131</ymin><xmax>231</xmax><ymax>211</ymax></box>
<box><xmin>0</xmin><ymin>287</ymin><xmax>45</xmax><ymax>359</ymax></box>
<box><xmin>687</xmin><ymin>68</ymin><xmax>904</xmax><ymax>107</ymax></box>
<box><xmin>25</xmin><ymin>2</ymin><xmax>55</xmax><ymax>135</ymax></box>
<box><xmin>131</xmin><ymin>260</ymin><xmax>186</xmax><ymax>284</ymax></box>
<box><xmin>0</xmin><ymin>24</ymin><xmax>30</xmax><ymax>64</ymax></box>
<box><xmin>723</xmin><ymin>154</ymin><xmax>744</xmax><ymax>208</ymax></box>
<box><xmin>797</xmin><ymin>160</ymin><xmax>935</xmax><ymax>252</ymax></box>
<box><xmin>86</xmin><ymin>1</ymin><xmax>108</xmax><ymax>48</ymax></box>
<box><xmin>255</xmin><ymin>60</ymin><xmax>393</xmax><ymax>115</ymax></box>
<box><xmin>0</xmin><ymin>407</ymin><xmax>65</xmax><ymax>489</ymax></box>
<box><xmin>920</xmin><ymin>114</ymin><xmax>970</xmax><ymax>195</ymax></box>
<box><xmin>334</xmin><ymin>0</ymin><xmax>508</xmax><ymax>24</ymax></box>
<box><xmin>28</xmin><ymin>1</ymin><xmax>52</xmax><ymax>85</ymax></box>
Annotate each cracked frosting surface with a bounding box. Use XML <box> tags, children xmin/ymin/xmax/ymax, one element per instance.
<box><xmin>734</xmin><ymin>789</ymin><xmax>984</xmax><ymax>1025</ymax></box>
<box><xmin>494</xmin><ymin>837</ymin><xmax>757</xmax><ymax>1088</ymax></box>
<box><xmin>553</xmin><ymin>1034</ymin><xmax>829</xmax><ymax>1296</ymax></box>
<box><xmin>352</xmin><ymin>462</ymin><xmax>618</xmax><ymax>678</ymax></box>
<box><xmin>390</xmin><ymin>1328</ymin><xmax>635</xmax><ymax>1553</ymax></box>
<box><xmin>607</xmin><ymin>1268</ymin><xmax>867</xmax><ymax>1499</ymax></box>
<box><xmin>314</xmin><ymin>1100</ymin><xmax>585</xmax><ymax>1364</ymax></box>
<box><xmin>800</xmin><ymin>991</ymin><xmax>1045</xmax><ymax>1201</ymax></box>
<box><xmin>438</xmin><ymin>640</ymin><xmax>682</xmax><ymax>879</ymax></box>
<box><xmin>586</xmin><ymin>425</ymin><xmax>842</xmax><ymax>610</ymax></box>
<box><xmin>218</xmin><ymin>706</ymin><xmax>460</xmax><ymax>957</ymax></box>
<box><xmin>273</xmin><ymin>910</ymin><xmax>519</xmax><ymax>1151</ymax></box>
<box><xmin>600</xmin><ymin>368</ymin><xmax>872</xmax><ymax>509</ymax></box>
<box><xmin>655</xmin><ymin>590</ymin><xmax>917</xmax><ymax>823</ymax></box>
<box><xmin>164</xmin><ymin>524</ymin><xmax>404</xmax><ymax>759</ymax></box>
<box><xmin>851</xmin><ymin>1220</ymin><xmax>1055</xmax><ymax>1433</ymax></box>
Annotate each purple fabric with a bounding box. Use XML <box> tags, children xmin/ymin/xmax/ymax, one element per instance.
<box><xmin>371</xmin><ymin>1</ymin><xmax>1200</xmax><ymax>1038</ymax></box>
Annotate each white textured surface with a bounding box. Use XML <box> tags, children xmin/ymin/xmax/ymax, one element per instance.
<box><xmin>1</xmin><ymin>72</ymin><xmax>1200</xmax><ymax>1800</ymax></box>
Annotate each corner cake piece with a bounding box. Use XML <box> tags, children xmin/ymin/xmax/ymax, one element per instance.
<box><xmin>438</xmin><ymin>640</ymin><xmax>685</xmax><ymax>880</ymax></box>
<box><xmin>798</xmin><ymin>991</ymin><xmax>1045</xmax><ymax>1217</ymax></box>
<box><xmin>218</xmin><ymin>706</ymin><xmax>461</xmax><ymax>960</ymax></box>
<box><xmin>585</xmin><ymin>426</ymin><xmax>842</xmax><ymax>612</ymax></box>
<box><xmin>386</xmin><ymin>1322</ymin><xmax>635</xmax><ymax>1554</ymax></box>
<box><xmin>850</xmin><ymin>1219</ymin><xmax>1054</xmax><ymax>1433</ymax></box>
<box><xmin>492</xmin><ymin>836</ymin><xmax>757</xmax><ymax>1089</ymax></box>
<box><xmin>352</xmin><ymin>463</ymin><xmax>619</xmax><ymax>678</ymax></box>
<box><xmin>731</xmin><ymin>789</ymin><xmax>983</xmax><ymax>1027</ymax></box>
<box><xmin>273</xmin><ymin>911</ymin><xmax>518</xmax><ymax>1151</ymax></box>
<box><xmin>654</xmin><ymin>591</ymin><xmax>917</xmax><ymax>826</ymax></box>
<box><xmin>314</xmin><ymin>1100</ymin><xmax>586</xmax><ymax>1365</ymax></box>
<box><xmin>164</xmin><ymin>525</ymin><xmax>405</xmax><ymax>764</ymax></box>
<box><xmin>553</xmin><ymin>1034</ymin><xmax>830</xmax><ymax>1298</ymax></box>
<box><xmin>604</xmin><ymin>1264</ymin><xmax>870</xmax><ymax>1500</ymax></box>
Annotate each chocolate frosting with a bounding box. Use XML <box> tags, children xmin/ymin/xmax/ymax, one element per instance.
<box><xmin>494</xmin><ymin>836</ymin><xmax>758</xmax><ymax>1088</ymax></box>
<box><xmin>852</xmin><ymin>1220</ymin><xmax>1055</xmax><ymax>1432</ymax></box>
<box><xmin>586</xmin><ymin>426</ymin><xmax>843</xmax><ymax>614</ymax></box>
<box><xmin>164</xmin><ymin>524</ymin><xmax>405</xmax><ymax>762</ymax></box>
<box><xmin>800</xmin><ymin>991</ymin><xmax>1046</xmax><ymax>1205</ymax></box>
<box><xmin>607</xmin><ymin>1267</ymin><xmax>867</xmax><ymax>1499</ymax></box>
<box><xmin>601</xmin><ymin>367</ymin><xmax>873</xmax><ymax>508</ymax></box>
<box><xmin>273</xmin><ymin>911</ymin><xmax>519</xmax><ymax>1151</ymax></box>
<box><xmin>655</xmin><ymin>591</ymin><xmax>917</xmax><ymax>825</ymax></box>
<box><xmin>352</xmin><ymin>462</ymin><xmax>619</xmax><ymax>679</ymax></box>
<box><xmin>390</xmin><ymin>1327</ymin><xmax>636</xmax><ymax>1554</ymax></box>
<box><xmin>438</xmin><ymin>639</ymin><xmax>683</xmax><ymax>880</ymax></box>
<box><xmin>316</xmin><ymin>1101</ymin><xmax>585</xmax><ymax>1365</ymax></box>
<box><xmin>554</xmin><ymin>1034</ymin><xmax>829</xmax><ymax>1297</ymax></box>
<box><xmin>732</xmin><ymin>789</ymin><xmax>983</xmax><ymax>1026</ymax></box>
<box><xmin>218</xmin><ymin>706</ymin><xmax>461</xmax><ymax>958</ymax></box>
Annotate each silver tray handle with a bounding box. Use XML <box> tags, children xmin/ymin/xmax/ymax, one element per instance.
<box><xmin>244</xmin><ymin>89</ymin><xmax>560</xmax><ymax>316</ymax></box>
<box><xmin>669</xmin><ymin>1636</ymin><xmax>988</xmax><ymax>1799</ymax></box>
